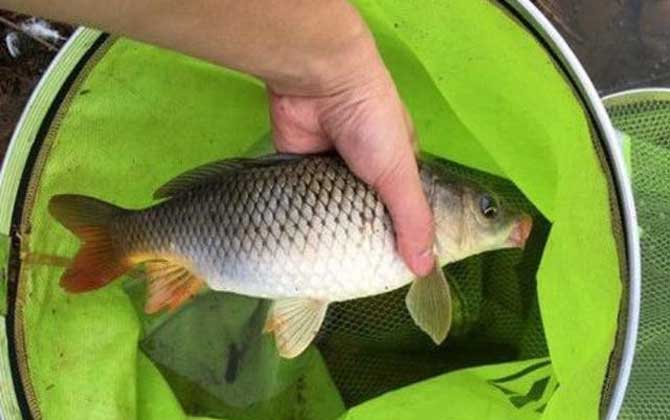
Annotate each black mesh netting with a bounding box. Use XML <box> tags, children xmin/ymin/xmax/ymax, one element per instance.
<box><xmin>607</xmin><ymin>94</ymin><xmax>670</xmax><ymax>420</ymax></box>
<box><xmin>123</xmin><ymin>158</ymin><xmax>550</xmax><ymax>418</ymax></box>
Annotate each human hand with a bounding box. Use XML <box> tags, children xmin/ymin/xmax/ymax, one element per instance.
<box><xmin>267</xmin><ymin>34</ymin><xmax>435</xmax><ymax>277</ymax></box>
<box><xmin>3</xmin><ymin>0</ymin><xmax>436</xmax><ymax>277</ymax></box>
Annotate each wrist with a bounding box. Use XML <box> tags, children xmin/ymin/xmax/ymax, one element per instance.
<box><xmin>264</xmin><ymin>3</ymin><xmax>386</xmax><ymax>97</ymax></box>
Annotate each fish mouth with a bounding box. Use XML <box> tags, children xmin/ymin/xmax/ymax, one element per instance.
<box><xmin>506</xmin><ymin>215</ymin><xmax>533</xmax><ymax>249</ymax></box>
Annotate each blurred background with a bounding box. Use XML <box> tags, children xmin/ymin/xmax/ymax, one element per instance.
<box><xmin>0</xmin><ymin>0</ymin><xmax>669</xmax><ymax>162</ymax></box>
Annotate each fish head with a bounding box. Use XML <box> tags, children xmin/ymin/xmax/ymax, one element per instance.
<box><xmin>430</xmin><ymin>179</ymin><xmax>532</xmax><ymax>263</ymax></box>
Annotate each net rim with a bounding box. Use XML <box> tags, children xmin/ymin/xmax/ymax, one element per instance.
<box><xmin>0</xmin><ymin>27</ymin><xmax>103</xmax><ymax>420</ymax></box>
<box><xmin>504</xmin><ymin>1</ymin><xmax>642</xmax><ymax>418</ymax></box>
<box><xmin>603</xmin><ymin>88</ymin><xmax>670</xmax><ymax>106</ymax></box>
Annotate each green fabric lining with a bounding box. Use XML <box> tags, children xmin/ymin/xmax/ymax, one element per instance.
<box><xmin>21</xmin><ymin>41</ymin><xmax>270</xmax><ymax>420</ymax></box>
<box><xmin>341</xmin><ymin>358</ymin><xmax>555</xmax><ymax>420</ymax></box>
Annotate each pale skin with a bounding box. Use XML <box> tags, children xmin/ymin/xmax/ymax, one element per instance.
<box><xmin>2</xmin><ymin>0</ymin><xmax>435</xmax><ymax>276</ymax></box>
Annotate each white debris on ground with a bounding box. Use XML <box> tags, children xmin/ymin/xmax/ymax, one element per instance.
<box><xmin>3</xmin><ymin>17</ymin><xmax>66</xmax><ymax>59</ymax></box>
<box><xmin>19</xmin><ymin>18</ymin><xmax>66</xmax><ymax>44</ymax></box>
<box><xmin>4</xmin><ymin>31</ymin><xmax>21</xmax><ymax>58</ymax></box>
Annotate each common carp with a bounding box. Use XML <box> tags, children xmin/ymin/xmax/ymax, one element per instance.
<box><xmin>49</xmin><ymin>153</ymin><xmax>532</xmax><ymax>358</ymax></box>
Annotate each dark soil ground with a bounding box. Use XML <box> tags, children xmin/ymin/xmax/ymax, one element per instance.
<box><xmin>0</xmin><ymin>11</ymin><xmax>72</xmax><ymax>164</ymax></box>
<box><xmin>533</xmin><ymin>0</ymin><xmax>670</xmax><ymax>94</ymax></box>
<box><xmin>0</xmin><ymin>1</ymin><xmax>669</xmax><ymax>167</ymax></box>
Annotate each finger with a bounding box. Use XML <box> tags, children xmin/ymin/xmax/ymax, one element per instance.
<box><xmin>268</xmin><ymin>90</ymin><xmax>332</xmax><ymax>153</ymax></box>
<box><xmin>402</xmin><ymin>106</ymin><xmax>417</xmax><ymax>145</ymax></box>
<box><xmin>327</xmin><ymin>86</ymin><xmax>434</xmax><ymax>276</ymax></box>
<box><xmin>402</xmin><ymin>106</ymin><xmax>422</xmax><ymax>155</ymax></box>
<box><xmin>373</xmin><ymin>142</ymin><xmax>435</xmax><ymax>276</ymax></box>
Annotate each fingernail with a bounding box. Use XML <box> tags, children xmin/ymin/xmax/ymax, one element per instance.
<box><xmin>411</xmin><ymin>249</ymin><xmax>434</xmax><ymax>276</ymax></box>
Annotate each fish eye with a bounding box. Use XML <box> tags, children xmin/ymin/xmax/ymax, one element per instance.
<box><xmin>479</xmin><ymin>194</ymin><xmax>498</xmax><ymax>219</ymax></box>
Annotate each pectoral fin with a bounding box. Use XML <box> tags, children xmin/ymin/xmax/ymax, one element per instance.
<box><xmin>264</xmin><ymin>298</ymin><xmax>328</xmax><ymax>359</ymax></box>
<box><xmin>405</xmin><ymin>261</ymin><xmax>452</xmax><ymax>344</ymax></box>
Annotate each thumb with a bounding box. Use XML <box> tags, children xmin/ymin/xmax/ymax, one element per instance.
<box><xmin>324</xmin><ymin>82</ymin><xmax>435</xmax><ymax>276</ymax></box>
<box><xmin>372</xmin><ymin>143</ymin><xmax>435</xmax><ymax>276</ymax></box>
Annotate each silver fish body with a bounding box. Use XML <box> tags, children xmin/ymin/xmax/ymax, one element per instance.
<box><xmin>121</xmin><ymin>155</ymin><xmax>411</xmax><ymax>302</ymax></box>
<box><xmin>49</xmin><ymin>153</ymin><xmax>532</xmax><ymax>358</ymax></box>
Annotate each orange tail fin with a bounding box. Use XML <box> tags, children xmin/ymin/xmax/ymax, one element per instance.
<box><xmin>48</xmin><ymin>194</ymin><xmax>131</xmax><ymax>292</ymax></box>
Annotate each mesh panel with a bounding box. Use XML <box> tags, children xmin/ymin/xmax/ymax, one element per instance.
<box><xmin>606</xmin><ymin>92</ymin><xmax>670</xmax><ymax>419</ymax></box>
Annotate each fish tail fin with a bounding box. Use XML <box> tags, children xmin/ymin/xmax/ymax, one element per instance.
<box><xmin>48</xmin><ymin>194</ymin><xmax>131</xmax><ymax>292</ymax></box>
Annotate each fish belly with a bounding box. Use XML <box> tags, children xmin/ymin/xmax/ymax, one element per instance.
<box><xmin>193</xmin><ymin>231</ymin><xmax>414</xmax><ymax>302</ymax></box>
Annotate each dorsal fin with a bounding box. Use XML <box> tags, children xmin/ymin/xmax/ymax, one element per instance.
<box><xmin>153</xmin><ymin>153</ymin><xmax>304</xmax><ymax>200</ymax></box>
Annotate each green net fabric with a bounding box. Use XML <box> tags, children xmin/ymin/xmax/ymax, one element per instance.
<box><xmin>606</xmin><ymin>92</ymin><xmax>670</xmax><ymax>420</ymax></box>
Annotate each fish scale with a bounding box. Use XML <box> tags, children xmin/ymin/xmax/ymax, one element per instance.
<box><xmin>117</xmin><ymin>156</ymin><xmax>404</xmax><ymax>301</ymax></box>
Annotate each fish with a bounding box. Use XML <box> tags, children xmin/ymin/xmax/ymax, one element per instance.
<box><xmin>48</xmin><ymin>153</ymin><xmax>532</xmax><ymax>358</ymax></box>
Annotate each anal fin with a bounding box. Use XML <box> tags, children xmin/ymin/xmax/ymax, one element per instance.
<box><xmin>264</xmin><ymin>298</ymin><xmax>328</xmax><ymax>359</ymax></box>
<box><xmin>144</xmin><ymin>259</ymin><xmax>206</xmax><ymax>314</ymax></box>
<box><xmin>405</xmin><ymin>260</ymin><xmax>453</xmax><ymax>345</ymax></box>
